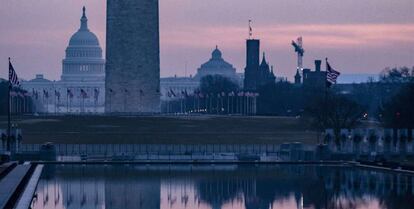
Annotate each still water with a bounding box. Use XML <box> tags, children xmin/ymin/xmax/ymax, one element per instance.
<box><xmin>31</xmin><ymin>164</ymin><xmax>414</xmax><ymax>209</ymax></box>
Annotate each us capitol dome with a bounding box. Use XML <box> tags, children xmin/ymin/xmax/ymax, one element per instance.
<box><xmin>62</xmin><ymin>6</ymin><xmax>105</xmax><ymax>82</ymax></box>
<box><xmin>22</xmin><ymin>7</ymin><xmax>105</xmax><ymax>114</ymax></box>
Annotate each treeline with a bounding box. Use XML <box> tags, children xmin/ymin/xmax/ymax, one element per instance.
<box><xmin>257</xmin><ymin>66</ymin><xmax>413</xmax><ymax>117</ymax></box>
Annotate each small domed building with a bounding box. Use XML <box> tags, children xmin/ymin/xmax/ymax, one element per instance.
<box><xmin>194</xmin><ymin>46</ymin><xmax>238</xmax><ymax>82</ymax></box>
<box><xmin>160</xmin><ymin>46</ymin><xmax>243</xmax><ymax>101</ymax></box>
<box><xmin>22</xmin><ymin>7</ymin><xmax>105</xmax><ymax>114</ymax></box>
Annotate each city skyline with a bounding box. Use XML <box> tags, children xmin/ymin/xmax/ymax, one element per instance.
<box><xmin>0</xmin><ymin>0</ymin><xmax>413</xmax><ymax>81</ymax></box>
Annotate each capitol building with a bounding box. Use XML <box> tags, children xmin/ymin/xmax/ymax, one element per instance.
<box><xmin>21</xmin><ymin>7</ymin><xmax>105</xmax><ymax>114</ymax></box>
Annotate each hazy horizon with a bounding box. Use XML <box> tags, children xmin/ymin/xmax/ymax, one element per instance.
<box><xmin>0</xmin><ymin>0</ymin><xmax>413</xmax><ymax>81</ymax></box>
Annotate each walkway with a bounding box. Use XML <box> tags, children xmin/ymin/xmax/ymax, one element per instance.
<box><xmin>0</xmin><ymin>164</ymin><xmax>32</xmax><ymax>209</ymax></box>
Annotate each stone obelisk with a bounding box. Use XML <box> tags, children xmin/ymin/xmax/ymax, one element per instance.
<box><xmin>105</xmin><ymin>0</ymin><xmax>161</xmax><ymax>113</ymax></box>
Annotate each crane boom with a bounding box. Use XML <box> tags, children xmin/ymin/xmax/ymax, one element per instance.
<box><xmin>291</xmin><ymin>37</ymin><xmax>304</xmax><ymax>70</ymax></box>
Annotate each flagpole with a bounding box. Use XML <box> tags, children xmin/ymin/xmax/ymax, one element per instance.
<box><xmin>323</xmin><ymin>57</ymin><xmax>329</xmax><ymax>145</ymax></box>
<box><xmin>66</xmin><ymin>92</ymin><xmax>68</xmax><ymax>114</ymax></box>
<box><xmin>227</xmin><ymin>95</ymin><xmax>229</xmax><ymax>115</ymax></box>
<box><xmin>54</xmin><ymin>88</ymin><xmax>57</xmax><ymax>115</ymax></box>
<box><xmin>109</xmin><ymin>90</ymin><xmax>112</xmax><ymax>113</ymax></box>
<box><xmin>236</xmin><ymin>95</ymin><xmax>239</xmax><ymax>114</ymax></box>
<box><xmin>7</xmin><ymin>58</ymin><xmax>12</xmax><ymax>153</ymax></box>
<box><xmin>216</xmin><ymin>96</ymin><xmax>221</xmax><ymax>115</ymax></box>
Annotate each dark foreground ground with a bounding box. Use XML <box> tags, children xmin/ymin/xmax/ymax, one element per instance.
<box><xmin>0</xmin><ymin>115</ymin><xmax>318</xmax><ymax>144</ymax></box>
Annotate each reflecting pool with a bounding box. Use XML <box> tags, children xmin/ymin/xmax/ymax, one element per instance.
<box><xmin>31</xmin><ymin>164</ymin><xmax>414</xmax><ymax>209</ymax></box>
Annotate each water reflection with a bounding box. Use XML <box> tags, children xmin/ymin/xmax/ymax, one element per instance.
<box><xmin>31</xmin><ymin>164</ymin><xmax>414</xmax><ymax>209</ymax></box>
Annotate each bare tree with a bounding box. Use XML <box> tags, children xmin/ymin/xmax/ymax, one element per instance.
<box><xmin>380</xmin><ymin>66</ymin><xmax>414</xmax><ymax>83</ymax></box>
<box><xmin>381</xmin><ymin>83</ymin><xmax>414</xmax><ymax>143</ymax></box>
<box><xmin>305</xmin><ymin>92</ymin><xmax>364</xmax><ymax>146</ymax></box>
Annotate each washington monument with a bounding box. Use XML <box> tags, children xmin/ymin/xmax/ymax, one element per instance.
<box><xmin>105</xmin><ymin>0</ymin><xmax>161</xmax><ymax>113</ymax></box>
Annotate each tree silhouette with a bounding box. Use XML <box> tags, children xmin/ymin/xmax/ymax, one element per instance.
<box><xmin>305</xmin><ymin>92</ymin><xmax>364</xmax><ymax>144</ymax></box>
<box><xmin>380</xmin><ymin>66</ymin><xmax>414</xmax><ymax>83</ymax></box>
<box><xmin>381</xmin><ymin>83</ymin><xmax>414</xmax><ymax>141</ymax></box>
<box><xmin>199</xmin><ymin>75</ymin><xmax>239</xmax><ymax>94</ymax></box>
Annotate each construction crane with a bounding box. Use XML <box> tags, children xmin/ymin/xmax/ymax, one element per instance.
<box><xmin>291</xmin><ymin>37</ymin><xmax>304</xmax><ymax>71</ymax></box>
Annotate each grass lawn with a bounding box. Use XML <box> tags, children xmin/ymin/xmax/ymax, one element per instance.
<box><xmin>0</xmin><ymin>115</ymin><xmax>319</xmax><ymax>144</ymax></box>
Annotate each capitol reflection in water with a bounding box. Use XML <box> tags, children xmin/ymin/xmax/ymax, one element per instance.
<box><xmin>31</xmin><ymin>164</ymin><xmax>414</xmax><ymax>209</ymax></box>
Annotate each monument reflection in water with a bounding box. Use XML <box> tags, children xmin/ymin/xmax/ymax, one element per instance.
<box><xmin>31</xmin><ymin>165</ymin><xmax>414</xmax><ymax>209</ymax></box>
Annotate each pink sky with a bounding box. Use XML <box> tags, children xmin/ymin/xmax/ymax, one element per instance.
<box><xmin>0</xmin><ymin>0</ymin><xmax>413</xmax><ymax>81</ymax></box>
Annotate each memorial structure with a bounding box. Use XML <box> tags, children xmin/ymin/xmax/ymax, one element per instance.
<box><xmin>105</xmin><ymin>0</ymin><xmax>161</xmax><ymax>113</ymax></box>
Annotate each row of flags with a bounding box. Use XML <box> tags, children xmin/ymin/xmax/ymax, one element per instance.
<box><xmin>108</xmin><ymin>88</ymin><xmax>145</xmax><ymax>96</ymax></box>
<box><xmin>108</xmin><ymin>88</ymin><xmax>259</xmax><ymax>99</ymax></box>
<box><xmin>9</xmin><ymin>58</ymin><xmax>101</xmax><ymax>101</ymax></box>
<box><xmin>8</xmin><ymin>58</ymin><xmax>340</xmax><ymax>100</ymax></box>
<box><xmin>31</xmin><ymin>88</ymin><xmax>100</xmax><ymax>99</ymax></box>
<box><xmin>166</xmin><ymin>89</ymin><xmax>260</xmax><ymax>99</ymax></box>
<box><xmin>9</xmin><ymin>91</ymin><xmax>30</xmax><ymax>97</ymax></box>
<box><xmin>10</xmin><ymin>88</ymin><xmax>100</xmax><ymax>101</ymax></box>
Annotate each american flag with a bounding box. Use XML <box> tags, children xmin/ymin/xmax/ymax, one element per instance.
<box><xmin>170</xmin><ymin>89</ymin><xmax>176</xmax><ymax>97</ymax></box>
<box><xmin>55</xmin><ymin>90</ymin><xmax>61</xmax><ymax>102</ymax></box>
<box><xmin>67</xmin><ymin>89</ymin><xmax>74</xmax><ymax>98</ymax></box>
<box><xmin>43</xmin><ymin>90</ymin><xmax>49</xmax><ymax>98</ymax></box>
<box><xmin>55</xmin><ymin>90</ymin><xmax>61</xmax><ymax>98</ymax></box>
<box><xmin>326</xmin><ymin>60</ymin><xmax>341</xmax><ymax>86</ymax></box>
<box><xmin>94</xmin><ymin>89</ymin><xmax>99</xmax><ymax>100</ymax></box>
<box><xmin>80</xmin><ymin>89</ymin><xmax>87</xmax><ymax>98</ymax></box>
<box><xmin>8</xmin><ymin>58</ymin><xmax>20</xmax><ymax>87</ymax></box>
<box><xmin>32</xmin><ymin>89</ymin><xmax>39</xmax><ymax>100</ymax></box>
<box><xmin>181</xmin><ymin>90</ymin><xmax>187</xmax><ymax>98</ymax></box>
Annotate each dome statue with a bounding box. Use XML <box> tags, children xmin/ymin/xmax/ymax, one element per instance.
<box><xmin>211</xmin><ymin>46</ymin><xmax>223</xmax><ymax>60</ymax></box>
<box><xmin>68</xmin><ymin>7</ymin><xmax>100</xmax><ymax>47</ymax></box>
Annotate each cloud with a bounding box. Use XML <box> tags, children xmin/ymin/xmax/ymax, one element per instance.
<box><xmin>1</xmin><ymin>0</ymin><xmax>413</xmax><ymax>80</ymax></box>
<box><xmin>161</xmin><ymin>24</ymin><xmax>414</xmax><ymax>50</ymax></box>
